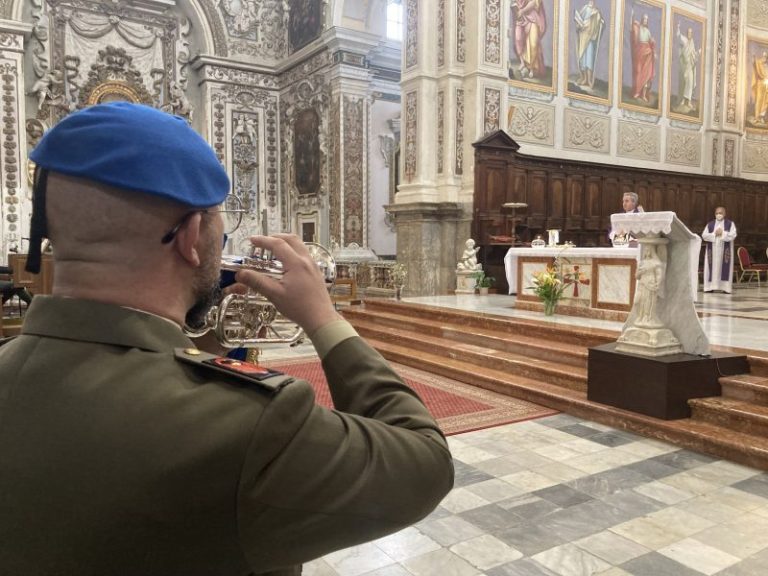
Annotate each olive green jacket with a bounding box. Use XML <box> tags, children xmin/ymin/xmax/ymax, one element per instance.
<box><xmin>0</xmin><ymin>296</ymin><xmax>453</xmax><ymax>575</ymax></box>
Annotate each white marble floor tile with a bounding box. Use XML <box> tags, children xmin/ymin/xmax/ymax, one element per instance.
<box><xmin>534</xmin><ymin>461</ymin><xmax>591</xmax><ymax>483</ymax></box>
<box><xmin>401</xmin><ymin>548</ymin><xmax>481</xmax><ymax>576</ymax></box>
<box><xmin>674</xmin><ymin>494</ymin><xmax>750</xmax><ymax>524</ymax></box>
<box><xmin>563</xmin><ymin>449</ymin><xmax>643</xmax><ymax>475</ymax></box>
<box><xmin>609</xmin><ymin>517</ymin><xmax>688</xmax><ymax>550</ymax></box>
<box><xmin>302</xmin><ymin>558</ymin><xmax>337</xmax><ymax>576</ymax></box>
<box><xmin>574</xmin><ymin>530</ymin><xmax>650</xmax><ymax>565</ymax></box>
<box><xmin>533</xmin><ymin>442</ymin><xmax>591</xmax><ymax>462</ymax></box>
<box><xmin>471</xmin><ymin>456</ymin><xmax>527</xmax><ymax>477</ymax></box>
<box><xmin>595</xmin><ymin>568</ymin><xmax>633</xmax><ymax>576</ymax></box>
<box><xmin>373</xmin><ymin>527</ymin><xmax>442</xmax><ymax>562</ymax></box>
<box><xmin>645</xmin><ymin>506</ymin><xmax>717</xmax><ymax>536</ymax></box>
<box><xmin>500</xmin><ymin>470</ymin><xmax>560</xmax><ymax>492</ymax></box>
<box><xmin>658</xmin><ymin>538</ymin><xmax>741</xmax><ymax>575</ymax></box>
<box><xmin>449</xmin><ymin>534</ymin><xmax>523</xmax><ymax>571</ymax></box>
<box><xmin>617</xmin><ymin>440</ymin><xmax>678</xmax><ymax>459</ymax></box>
<box><xmin>632</xmin><ymin>480</ymin><xmax>695</xmax><ymax>505</ymax></box>
<box><xmin>438</xmin><ymin>487</ymin><xmax>492</xmax><ymax>514</ymax></box>
<box><xmin>692</xmin><ymin>514</ymin><xmax>768</xmax><ymax>558</ymax></box>
<box><xmin>464</xmin><ymin>478</ymin><xmax>527</xmax><ymax>503</ymax></box>
<box><xmin>531</xmin><ymin>543</ymin><xmax>612</xmax><ymax>576</ymax></box>
<box><xmin>416</xmin><ymin>515</ymin><xmax>486</xmax><ymax>547</ymax></box>
<box><xmin>658</xmin><ymin>471</ymin><xmax>722</xmax><ymax>497</ymax></box>
<box><xmin>714</xmin><ymin>486</ymin><xmax>768</xmax><ymax>512</ymax></box>
<box><xmin>322</xmin><ymin>542</ymin><xmax>395</xmax><ymax>576</ymax></box>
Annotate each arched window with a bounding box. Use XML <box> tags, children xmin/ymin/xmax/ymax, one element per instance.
<box><xmin>386</xmin><ymin>0</ymin><xmax>403</xmax><ymax>42</ymax></box>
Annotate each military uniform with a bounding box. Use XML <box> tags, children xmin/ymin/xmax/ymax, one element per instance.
<box><xmin>0</xmin><ymin>296</ymin><xmax>454</xmax><ymax>575</ymax></box>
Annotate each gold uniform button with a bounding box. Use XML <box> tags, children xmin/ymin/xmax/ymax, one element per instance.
<box><xmin>184</xmin><ymin>348</ymin><xmax>202</xmax><ymax>356</ymax></box>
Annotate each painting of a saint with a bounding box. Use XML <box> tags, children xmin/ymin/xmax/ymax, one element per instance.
<box><xmin>746</xmin><ymin>38</ymin><xmax>768</xmax><ymax>132</ymax></box>
<box><xmin>294</xmin><ymin>108</ymin><xmax>321</xmax><ymax>196</ymax></box>
<box><xmin>565</xmin><ymin>0</ymin><xmax>614</xmax><ymax>104</ymax></box>
<box><xmin>508</xmin><ymin>0</ymin><xmax>558</xmax><ymax>93</ymax></box>
<box><xmin>669</xmin><ymin>9</ymin><xmax>705</xmax><ymax>122</ymax></box>
<box><xmin>619</xmin><ymin>0</ymin><xmax>665</xmax><ymax>114</ymax></box>
<box><xmin>289</xmin><ymin>0</ymin><xmax>323</xmax><ymax>54</ymax></box>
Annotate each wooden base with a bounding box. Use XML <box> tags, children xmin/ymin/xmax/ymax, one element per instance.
<box><xmin>587</xmin><ymin>343</ymin><xmax>750</xmax><ymax>419</ymax></box>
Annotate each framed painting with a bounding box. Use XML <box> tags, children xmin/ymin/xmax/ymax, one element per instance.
<box><xmin>564</xmin><ymin>0</ymin><xmax>615</xmax><ymax>105</ymax></box>
<box><xmin>668</xmin><ymin>8</ymin><xmax>705</xmax><ymax>123</ymax></box>
<box><xmin>745</xmin><ymin>37</ymin><xmax>768</xmax><ymax>132</ymax></box>
<box><xmin>619</xmin><ymin>0</ymin><xmax>665</xmax><ymax>114</ymax></box>
<box><xmin>508</xmin><ymin>0</ymin><xmax>559</xmax><ymax>93</ymax></box>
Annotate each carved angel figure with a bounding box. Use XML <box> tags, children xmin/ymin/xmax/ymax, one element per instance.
<box><xmin>28</xmin><ymin>69</ymin><xmax>63</xmax><ymax>110</ymax></box>
<box><xmin>162</xmin><ymin>81</ymin><xmax>193</xmax><ymax>122</ymax></box>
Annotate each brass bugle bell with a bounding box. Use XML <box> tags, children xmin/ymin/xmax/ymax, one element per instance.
<box><xmin>184</xmin><ymin>242</ymin><xmax>336</xmax><ymax>348</ymax></box>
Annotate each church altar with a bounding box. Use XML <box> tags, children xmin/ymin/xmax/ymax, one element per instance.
<box><xmin>504</xmin><ymin>246</ymin><xmax>640</xmax><ymax>313</ymax></box>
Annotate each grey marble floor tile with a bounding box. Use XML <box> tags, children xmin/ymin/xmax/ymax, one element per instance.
<box><xmin>651</xmin><ymin>450</ymin><xmax>717</xmax><ymax>471</ymax></box>
<box><xmin>658</xmin><ymin>537</ymin><xmax>740</xmax><ymax>575</ymax></box>
<box><xmin>731</xmin><ymin>475</ymin><xmax>768</xmax><ymax>500</ymax></box>
<box><xmin>533</xmin><ymin>484</ymin><xmax>594</xmax><ymax>508</ymax></box>
<box><xmin>534</xmin><ymin>505</ymin><xmax>607</xmax><ymax>542</ymax></box>
<box><xmin>454</xmin><ymin>459</ymin><xmax>497</xmax><ymax>487</ymax></box>
<box><xmin>536</xmin><ymin>414</ymin><xmax>584</xmax><ymax>429</ymax></box>
<box><xmin>459</xmin><ymin>503</ymin><xmax>523</xmax><ymax>534</ymax></box>
<box><xmin>574</xmin><ymin>530</ymin><xmax>650</xmax><ymax>565</ymax></box>
<box><xmin>416</xmin><ymin>514</ymin><xmax>486</xmax><ymax>547</ymax></box>
<box><xmin>401</xmin><ymin>548</ymin><xmax>481</xmax><ymax>576</ymax></box>
<box><xmin>498</xmin><ymin>494</ymin><xmax>562</xmax><ymax>521</ymax></box>
<box><xmin>373</xmin><ymin>527</ymin><xmax>442</xmax><ymax>562</ymax></box>
<box><xmin>450</xmin><ymin>534</ymin><xmax>523</xmax><ymax>571</ymax></box>
<box><xmin>588</xmin><ymin>432</ymin><xmax>638</xmax><ymax>448</ymax></box>
<box><xmin>620</xmin><ymin>458</ymin><xmax>681</xmax><ymax>480</ymax></box>
<box><xmin>496</xmin><ymin>522</ymin><xmax>568</xmax><ymax>556</ymax></box>
<box><xmin>416</xmin><ymin>505</ymin><xmax>453</xmax><ymax>525</ymax></box>
<box><xmin>714</xmin><ymin>546</ymin><xmax>768</xmax><ymax>575</ymax></box>
<box><xmin>358</xmin><ymin>565</ymin><xmax>412</xmax><ymax>576</ymax></box>
<box><xmin>620</xmin><ymin>551</ymin><xmax>709</xmax><ymax>576</ymax></box>
<box><xmin>565</xmin><ymin>468</ymin><xmax>652</xmax><ymax>499</ymax></box>
<box><xmin>557</xmin><ymin>423</ymin><xmax>601</xmax><ymax>439</ymax></box>
<box><xmin>531</xmin><ymin>543</ymin><xmax>612</xmax><ymax>576</ymax></box>
<box><xmin>486</xmin><ymin>557</ymin><xmax>560</xmax><ymax>576</ymax></box>
<box><xmin>565</xmin><ymin>498</ymin><xmax>644</xmax><ymax>530</ymax></box>
<box><xmin>600</xmin><ymin>489</ymin><xmax>668</xmax><ymax>517</ymax></box>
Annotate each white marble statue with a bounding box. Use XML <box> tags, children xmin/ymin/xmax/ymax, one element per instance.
<box><xmin>457</xmin><ymin>239</ymin><xmax>481</xmax><ymax>271</ymax></box>
<box><xmin>634</xmin><ymin>242</ymin><xmax>665</xmax><ymax>327</ymax></box>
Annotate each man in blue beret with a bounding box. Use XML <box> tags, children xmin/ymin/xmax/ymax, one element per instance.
<box><xmin>0</xmin><ymin>103</ymin><xmax>453</xmax><ymax>575</ymax></box>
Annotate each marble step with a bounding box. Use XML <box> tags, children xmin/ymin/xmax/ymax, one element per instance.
<box><xmin>689</xmin><ymin>397</ymin><xmax>768</xmax><ymax>438</ymax></box>
<box><xmin>719</xmin><ymin>373</ymin><xmax>768</xmax><ymax>404</ymax></box>
<box><xmin>746</xmin><ymin>355</ymin><xmax>768</xmax><ymax>378</ymax></box>
<box><xmin>367</xmin><ymin>337</ymin><xmax>768</xmax><ymax>471</ymax></box>
<box><xmin>361</xmin><ymin>299</ymin><xmax>617</xmax><ymax>348</ymax></box>
<box><xmin>351</xmin><ymin>318</ymin><xmax>588</xmax><ymax>392</ymax></box>
<box><xmin>342</xmin><ymin>306</ymin><xmax>589</xmax><ymax>368</ymax></box>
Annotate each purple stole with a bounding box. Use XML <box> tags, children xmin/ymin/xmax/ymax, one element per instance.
<box><xmin>706</xmin><ymin>219</ymin><xmax>732</xmax><ymax>282</ymax></box>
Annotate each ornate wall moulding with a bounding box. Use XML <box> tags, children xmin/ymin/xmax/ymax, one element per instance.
<box><xmin>711</xmin><ymin>136</ymin><xmax>720</xmax><ymax>175</ymax></box>
<box><xmin>483</xmin><ymin>87</ymin><xmax>501</xmax><ymax>135</ymax></box>
<box><xmin>456</xmin><ymin>0</ymin><xmax>466</xmax><ymax>63</ymax></box>
<box><xmin>563</xmin><ymin>108</ymin><xmax>610</xmax><ymax>154</ymax></box>
<box><xmin>742</xmin><ymin>140</ymin><xmax>768</xmax><ymax>172</ymax></box>
<box><xmin>665</xmin><ymin>128</ymin><xmax>702</xmax><ymax>167</ymax></box>
<box><xmin>507</xmin><ymin>100</ymin><xmax>554</xmax><ymax>146</ymax></box>
<box><xmin>484</xmin><ymin>0</ymin><xmax>501</xmax><ymax>66</ymax></box>
<box><xmin>724</xmin><ymin>138</ymin><xmax>735</xmax><ymax>176</ymax></box>
<box><xmin>617</xmin><ymin>120</ymin><xmax>660</xmax><ymax>161</ymax></box>
<box><xmin>437</xmin><ymin>0</ymin><xmax>445</xmax><ymax>67</ymax></box>
<box><xmin>405</xmin><ymin>0</ymin><xmax>418</xmax><ymax>69</ymax></box>
<box><xmin>437</xmin><ymin>91</ymin><xmax>444</xmax><ymax>174</ymax></box>
<box><xmin>404</xmin><ymin>90</ymin><xmax>417</xmax><ymax>181</ymax></box>
<box><xmin>455</xmin><ymin>88</ymin><xmax>464</xmax><ymax>174</ymax></box>
<box><xmin>748</xmin><ymin>0</ymin><xmax>768</xmax><ymax>29</ymax></box>
<box><xmin>713</xmin><ymin>0</ymin><xmax>725</xmax><ymax>124</ymax></box>
<box><xmin>726</xmin><ymin>0</ymin><xmax>740</xmax><ymax>125</ymax></box>
<box><xmin>342</xmin><ymin>95</ymin><xmax>365</xmax><ymax>246</ymax></box>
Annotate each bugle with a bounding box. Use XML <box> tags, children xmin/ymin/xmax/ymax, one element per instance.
<box><xmin>184</xmin><ymin>242</ymin><xmax>336</xmax><ymax>348</ymax></box>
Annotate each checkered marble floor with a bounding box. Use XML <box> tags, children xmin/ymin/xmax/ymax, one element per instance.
<box><xmin>305</xmin><ymin>414</ymin><xmax>768</xmax><ymax>576</ymax></box>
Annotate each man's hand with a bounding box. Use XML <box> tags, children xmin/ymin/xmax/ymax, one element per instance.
<box><xmin>715</xmin><ymin>228</ymin><xmax>723</xmax><ymax>237</ymax></box>
<box><xmin>235</xmin><ymin>234</ymin><xmax>340</xmax><ymax>336</ymax></box>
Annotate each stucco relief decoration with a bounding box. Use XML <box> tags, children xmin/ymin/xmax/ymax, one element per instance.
<box><xmin>222</xmin><ymin>0</ymin><xmax>291</xmax><ymax>59</ymax></box>
<box><xmin>748</xmin><ymin>0</ymin><xmax>768</xmax><ymax>32</ymax></box>
<box><xmin>438</xmin><ymin>0</ymin><xmax>445</xmax><ymax>67</ymax></box>
<box><xmin>342</xmin><ymin>96</ymin><xmax>365</xmax><ymax>246</ymax></box>
<box><xmin>727</xmin><ymin>1</ymin><xmax>740</xmax><ymax>124</ymax></box>
<box><xmin>508</xmin><ymin>104</ymin><xmax>552</xmax><ymax>143</ymax></box>
<box><xmin>712</xmin><ymin>136</ymin><xmax>719</xmax><ymax>175</ymax></box>
<box><xmin>39</xmin><ymin>0</ymin><xmax>189</xmax><ymax>125</ymax></box>
<box><xmin>437</xmin><ymin>91</ymin><xmax>444</xmax><ymax>174</ymax></box>
<box><xmin>713</xmin><ymin>0</ymin><xmax>724</xmax><ymax>124</ymax></box>
<box><xmin>404</xmin><ymin>90</ymin><xmax>417</xmax><ymax>181</ymax></box>
<box><xmin>666</xmin><ymin>130</ymin><xmax>701</xmax><ymax>166</ymax></box>
<box><xmin>743</xmin><ymin>142</ymin><xmax>768</xmax><ymax>172</ymax></box>
<box><xmin>231</xmin><ymin>111</ymin><xmax>259</xmax><ymax>210</ymax></box>
<box><xmin>329</xmin><ymin>100</ymin><xmax>341</xmax><ymax>244</ymax></box>
<box><xmin>484</xmin><ymin>88</ymin><xmax>501</xmax><ymax>134</ymax></box>
<box><xmin>618</xmin><ymin>122</ymin><xmax>658</xmax><ymax>159</ymax></box>
<box><xmin>204</xmin><ymin>65</ymin><xmax>279</xmax><ymax>88</ymax></box>
<box><xmin>724</xmin><ymin>138</ymin><xmax>735</xmax><ymax>176</ymax></box>
<box><xmin>457</xmin><ymin>0</ymin><xmax>466</xmax><ymax>63</ymax></box>
<box><xmin>456</xmin><ymin>89</ymin><xmax>464</xmax><ymax>175</ymax></box>
<box><xmin>405</xmin><ymin>0</ymin><xmax>418</xmax><ymax>69</ymax></box>
<box><xmin>1</xmin><ymin>61</ymin><xmax>19</xmax><ymax>241</ymax></box>
<box><xmin>566</xmin><ymin>111</ymin><xmax>607</xmax><ymax>151</ymax></box>
<box><xmin>294</xmin><ymin>108</ymin><xmax>322</xmax><ymax>196</ymax></box>
<box><xmin>288</xmin><ymin>0</ymin><xmax>323</xmax><ymax>54</ymax></box>
<box><xmin>485</xmin><ymin>0</ymin><xmax>501</xmax><ymax>65</ymax></box>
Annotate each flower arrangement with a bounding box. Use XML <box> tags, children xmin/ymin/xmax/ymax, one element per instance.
<box><xmin>530</xmin><ymin>265</ymin><xmax>567</xmax><ymax>315</ymax></box>
<box><xmin>473</xmin><ymin>270</ymin><xmax>496</xmax><ymax>289</ymax></box>
<box><xmin>389</xmin><ymin>263</ymin><xmax>407</xmax><ymax>299</ymax></box>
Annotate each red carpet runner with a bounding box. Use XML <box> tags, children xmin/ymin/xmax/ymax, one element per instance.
<box><xmin>263</xmin><ymin>357</ymin><xmax>558</xmax><ymax>436</ymax></box>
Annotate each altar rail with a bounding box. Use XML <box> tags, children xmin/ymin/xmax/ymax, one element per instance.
<box><xmin>472</xmin><ymin>131</ymin><xmax>768</xmax><ymax>293</ymax></box>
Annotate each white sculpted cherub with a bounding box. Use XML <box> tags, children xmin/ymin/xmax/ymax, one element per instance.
<box><xmin>457</xmin><ymin>239</ymin><xmax>481</xmax><ymax>271</ymax></box>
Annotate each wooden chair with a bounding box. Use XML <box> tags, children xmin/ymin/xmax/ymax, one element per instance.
<box><xmin>736</xmin><ymin>246</ymin><xmax>768</xmax><ymax>286</ymax></box>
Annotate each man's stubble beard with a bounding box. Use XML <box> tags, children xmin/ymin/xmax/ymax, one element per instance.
<box><xmin>185</xmin><ymin>237</ymin><xmax>222</xmax><ymax>330</ymax></box>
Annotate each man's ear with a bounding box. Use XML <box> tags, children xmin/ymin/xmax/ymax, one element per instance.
<box><xmin>174</xmin><ymin>212</ymin><xmax>202</xmax><ymax>267</ymax></box>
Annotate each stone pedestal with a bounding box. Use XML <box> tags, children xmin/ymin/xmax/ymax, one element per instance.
<box><xmin>455</xmin><ymin>269</ymin><xmax>478</xmax><ymax>294</ymax></box>
<box><xmin>588</xmin><ymin>343</ymin><xmax>749</xmax><ymax>420</ymax></box>
<box><xmin>616</xmin><ymin>326</ymin><xmax>682</xmax><ymax>356</ymax></box>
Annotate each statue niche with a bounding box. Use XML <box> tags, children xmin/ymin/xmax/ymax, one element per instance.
<box><xmin>293</xmin><ymin>108</ymin><xmax>321</xmax><ymax>196</ymax></box>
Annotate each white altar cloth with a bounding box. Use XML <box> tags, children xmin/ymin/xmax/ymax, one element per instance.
<box><xmin>504</xmin><ymin>246</ymin><xmax>640</xmax><ymax>295</ymax></box>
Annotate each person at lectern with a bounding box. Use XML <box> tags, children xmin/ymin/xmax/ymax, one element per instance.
<box><xmin>702</xmin><ymin>206</ymin><xmax>737</xmax><ymax>293</ymax></box>
<box><xmin>608</xmin><ymin>192</ymin><xmax>644</xmax><ymax>245</ymax></box>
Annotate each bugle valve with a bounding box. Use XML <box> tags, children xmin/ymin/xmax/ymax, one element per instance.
<box><xmin>184</xmin><ymin>242</ymin><xmax>336</xmax><ymax>348</ymax></box>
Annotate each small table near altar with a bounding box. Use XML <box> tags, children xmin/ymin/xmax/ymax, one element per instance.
<box><xmin>504</xmin><ymin>246</ymin><xmax>640</xmax><ymax>313</ymax></box>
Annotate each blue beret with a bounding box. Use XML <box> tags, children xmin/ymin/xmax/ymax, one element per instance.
<box><xmin>29</xmin><ymin>102</ymin><xmax>230</xmax><ymax>208</ymax></box>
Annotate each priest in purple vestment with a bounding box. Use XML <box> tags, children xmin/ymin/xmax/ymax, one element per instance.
<box><xmin>702</xmin><ymin>206</ymin><xmax>737</xmax><ymax>293</ymax></box>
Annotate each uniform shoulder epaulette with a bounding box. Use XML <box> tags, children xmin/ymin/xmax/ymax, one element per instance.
<box><xmin>174</xmin><ymin>348</ymin><xmax>294</xmax><ymax>393</ymax></box>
